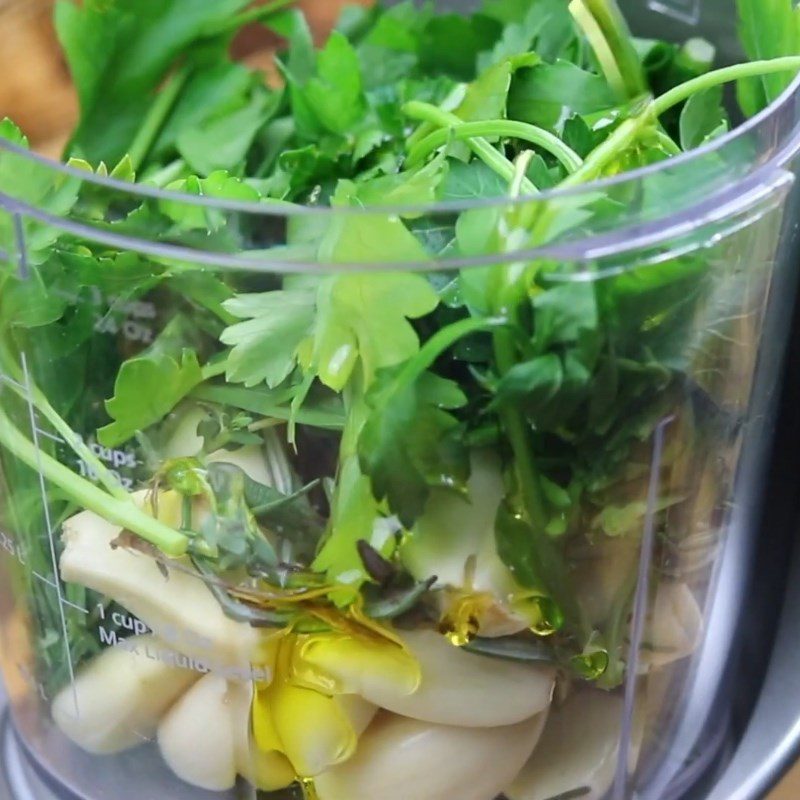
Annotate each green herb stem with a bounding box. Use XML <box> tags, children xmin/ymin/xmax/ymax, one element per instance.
<box><xmin>201</xmin><ymin>359</ymin><xmax>229</xmax><ymax>381</ymax></box>
<box><xmin>203</xmin><ymin>0</ymin><xmax>296</xmax><ymax>38</ymax></box>
<box><xmin>0</xmin><ymin>406</ymin><xmax>188</xmax><ymax>556</ymax></box>
<box><xmin>511</xmin><ymin>151</ymin><xmax>537</xmax><ymax>197</ymax></box>
<box><xmin>492</xmin><ymin>327</ymin><xmax>549</xmax><ymax>532</ymax></box>
<box><xmin>393</xmin><ymin>316</ymin><xmax>507</xmax><ymax>390</ymax></box>
<box><xmin>569</xmin><ymin>0</ymin><xmax>648</xmax><ymax>101</ymax></box>
<box><xmin>192</xmin><ymin>385</ymin><xmax>345</xmax><ymax>430</ymax></box>
<box><xmin>0</xmin><ymin>342</ymin><xmax>130</xmax><ymax>502</ymax></box>
<box><xmin>653</xmin><ymin>56</ymin><xmax>800</xmax><ymax>116</ymax></box>
<box><xmin>560</xmin><ymin>102</ymin><xmax>656</xmax><ymax>187</ymax></box>
<box><xmin>402</xmin><ymin>102</ymin><xmax>538</xmax><ymax>195</ymax></box>
<box><xmin>408</xmin><ymin>119</ymin><xmax>584</xmax><ymax>174</ymax></box>
<box><xmin>405</xmin><ymin>85</ymin><xmax>467</xmax><ymax>152</ymax></box>
<box><xmin>551</xmin><ymin>57</ymin><xmax>800</xmax><ymax>192</ymax></box>
<box><xmin>144</xmin><ymin>158</ymin><xmax>187</xmax><ymax>189</ymax></box>
<box><xmin>128</xmin><ymin>66</ymin><xmax>192</xmax><ymax>172</ymax></box>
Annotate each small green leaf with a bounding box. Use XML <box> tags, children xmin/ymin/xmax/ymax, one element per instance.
<box><xmin>207</xmin><ymin>461</ymin><xmax>323</xmax><ymax>552</ymax></box>
<box><xmin>359</xmin><ymin>370</ymin><xmax>470</xmax><ymax>527</ymax></box>
<box><xmin>495</xmin><ymin>353</ymin><xmax>564</xmax><ymax>405</ymax></box>
<box><xmin>177</xmin><ymin>91</ymin><xmax>279</xmax><ymax>176</ymax></box>
<box><xmin>0</xmin><ymin>277</ymin><xmax>67</xmax><ymax>329</ymax></box>
<box><xmin>509</xmin><ymin>61</ymin><xmax>617</xmax><ymax>128</ymax></box>
<box><xmin>533</xmin><ymin>280</ymin><xmax>599</xmax><ymax>348</ymax></box>
<box><xmin>441</xmin><ymin>160</ymin><xmax>507</xmax><ymax>201</ymax></box>
<box><xmin>679</xmin><ymin>86</ymin><xmax>729</xmax><ymax>150</ymax></box>
<box><xmin>312</xmin><ymin>454</ymin><xmax>389</xmax><ymax>603</ymax></box>
<box><xmin>305</xmin><ymin>270</ymin><xmax>438</xmax><ymax>392</ymax></box>
<box><xmin>54</xmin><ymin>0</ymin><xmax>255</xmax><ymax>163</ymax></box>
<box><xmin>294</xmin><ymin>31</ymin><xmax>368</xmax><ymax>137</ymax></box>
<box><xmin>220</xmin><ymin>290</ymin><xmax>316</xmax><ymax>388</ymax></box>
<box><xmin>479</xmin><ymin>0</ymin><xmax>577</xmax><ymax>68</ymax></box>
<box><xmin>0</xmin><ymin>119</ymin><xmax>80</xmax><ymax>264</ymax></box>
<box><xmin>418</xmin><ymin>14</ymin><xmax>503</xmax><ymax>81</ymax></box>
<box><xmin>160</xmin><ymin>170</ymin><xmax>261</xmax><ymax>230</ymax></box>
<box><xmin>99</xmin><ymin>349</ymin><xmax>203</xmax><ymax>447</ymax></box>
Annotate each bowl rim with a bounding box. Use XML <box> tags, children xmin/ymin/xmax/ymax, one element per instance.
<box><xmin>1</xmin><ymin>70</ymin><xmax>800</xmax><ymax>219</ymax></box>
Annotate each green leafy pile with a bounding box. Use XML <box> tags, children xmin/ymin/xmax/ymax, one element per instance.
<box><xmin>0</xmin><ymin>0</ymin><xmax>799</xmax><ymax>691</ymax></box>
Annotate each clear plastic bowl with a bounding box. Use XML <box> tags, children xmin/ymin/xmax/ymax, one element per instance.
<box><xmin>1</xmin><ymin>1</ymin><xmax>799</xmax><ymax>799</ymax></box>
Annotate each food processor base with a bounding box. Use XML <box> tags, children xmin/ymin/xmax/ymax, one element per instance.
<box><xmin>1</xmin><ymin>712</ymin><xmax>58</xmax><ymax>800</ymax></box>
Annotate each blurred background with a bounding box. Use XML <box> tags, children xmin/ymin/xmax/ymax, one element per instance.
<box><xmin>0</xmin><ymin>0</ymin><xmax>366</xmax><ymax>156</ymax></box>
<box><xmin>0</xmin><ymin>0</ymin><xmax>798</xmax><ymax>797</ymax></box>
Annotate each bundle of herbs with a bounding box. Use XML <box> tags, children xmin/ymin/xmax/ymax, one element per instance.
<box><xmin>0</xmin><ymin>0</ymin><xmax>799</xmax><ymax>797</ymax></box>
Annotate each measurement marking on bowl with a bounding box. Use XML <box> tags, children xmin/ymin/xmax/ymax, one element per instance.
<box><xmin>61</xmin><ymin>599</ymin><xmax>89</xmax><ymax>615</ymax></box>
<box><xmin>32</xmin><ymin>570</ymin><xmax>57</xmax><ymax>588</ymax></box>
<box><xmin>0</xmin><ymin>371</ymin><xmax>25</xmax><ymax>392</ymax></box>
<box><xmin>20</xmin><ymin>351</ymin><xmax>79</xmax><ymax>717</ymax></box>
<box><xmin>0</xmin><ymin>529</ymin><xmax>26</xmax><ymax>565</ymax></box>
<box><xmin>34</xmin><ymin>427</ymin><xmax>65</xmax><ymax>445</ymax></box>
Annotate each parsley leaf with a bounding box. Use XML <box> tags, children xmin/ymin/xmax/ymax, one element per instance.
<box><xmin>679</xmin><ymin>86</ymin><xmax>729</xmax><ymax>150</ymax></box>
<box><xmin>220</xmin><ymin>290</ymin><xmax>316</xmax><ymax>388</ymax></box>
<box><xmin>287</xmin><ymin>30</ymin><xmax>368</xmax><ymax>138</ymax></box>
<box><xmin>359</xmin><ymin>370</ymin><xmax>469</xmax><ymax>527</ymax></box>
<box><xmin>0</xmin><ymin>120</ymin><xmax>80</xmax><ymax>265</ymax></box>
<box><xmin>99</xmin><ymin>349</ymin><xmax>203</xmax><ymax>447</ymax></box>
<box><xmin>302</xmin><ymin>271</ymin><xmax>439</xmax><ymax>392</ymax></box>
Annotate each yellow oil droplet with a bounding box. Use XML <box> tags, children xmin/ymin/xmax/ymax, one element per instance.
<box><xmin>300</xmin><ymin>777</ymin><xmax>320</xmax><ymax>800</ymax></box>
<box><xmin>441</xmin><ymin>615</ymin><xmax>480</xmax><ymax>647</ymax></box>
<box><xmin>439</xmin><ymin>590</ymin><xmax>493</xmax><ymax>646</ymax></box>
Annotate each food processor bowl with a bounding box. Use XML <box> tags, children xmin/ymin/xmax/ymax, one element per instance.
<box><xmin>1</xmin><ymin>1</ymin><xmax>800</xmax><ymax>799</ymax></box>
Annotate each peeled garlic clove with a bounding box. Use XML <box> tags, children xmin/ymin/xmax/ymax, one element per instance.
<box><xmin>163</xmin><ymin>407</ymin><xmax>207</xmax><ymax>459</ymax></box>
<box><xmin>307</xmin><ymin>629</ymin><xmax>554</xmax><ymax>728</ymax></box>
<box><xmin>165</xmin><ymin>406</ymin><xmax>275</xmax><ymax>486</ymax></box>
<box><xmin>402</xmin><ymin>450</ymin><xmax>531</xmax><ymax>638</ymax></box>
<box><xmin>261</xmin><ymin>681</ymin><xmax>377</xmax><ymax>778</ymax></box>
<box><xmin>507</xmin><ymin>689</ymin><xmax>644</xmax><ymax>800</ymax></box>
<box><xmin>60</xmin><ymin>505</ymin><xmax>264</xmax><ymax>669</ymax></box>
<box><xmin>228</xmin><ymin>681</ymin><xmax>295</xmax><ymax>792</ymax></box>
<box><xmin>572</xmin><ymin>537</ymin><xmax>640</xmax><ymax>628</ymax></box>
<box><xmin>158</xmin><ymin>674</ymin><xmax>240</xmax><ymax>791</ymax></box>
<box><xmin>52</xmin><ymin>635</ymin><xmax>198</xmax><ymax>755</ymax></box>
<box><xmin>207</xmin><ymin>445</ymin><xmax>273</xmax><ymax>486</ymax></box>
<box><xmin>297</xmin><ymin>630</ymin><xmax>550</xmax><ymax>728</ymax></box>
<box><xmin>403</xmin><ymin>450</ymin><xmax>506</xmax><ymax>588</ymax></box>
<box><xmin>316</xmin><ymin>711</ymin><xmax>547</xmax><ymax>800</ymax></box>
<box><xmin>336</xmin><ymin>693</ymin><xmax>379</xmax><ymax>737</ymax></box>
<box><xmin>640</xmin><ymin>582</ymin><xmax>703</xmax><ymax>670</ymax></box>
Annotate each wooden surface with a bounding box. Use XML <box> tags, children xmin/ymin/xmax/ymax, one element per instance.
<box><xmin>0</xmin><ymin>1</ymin><xmax>799</xmax><ymax>796</ymax></box>
<box><xmin>771</xmin><ymin>765</ymin><xmax>800</xmax><ymax>799</ymax></box>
